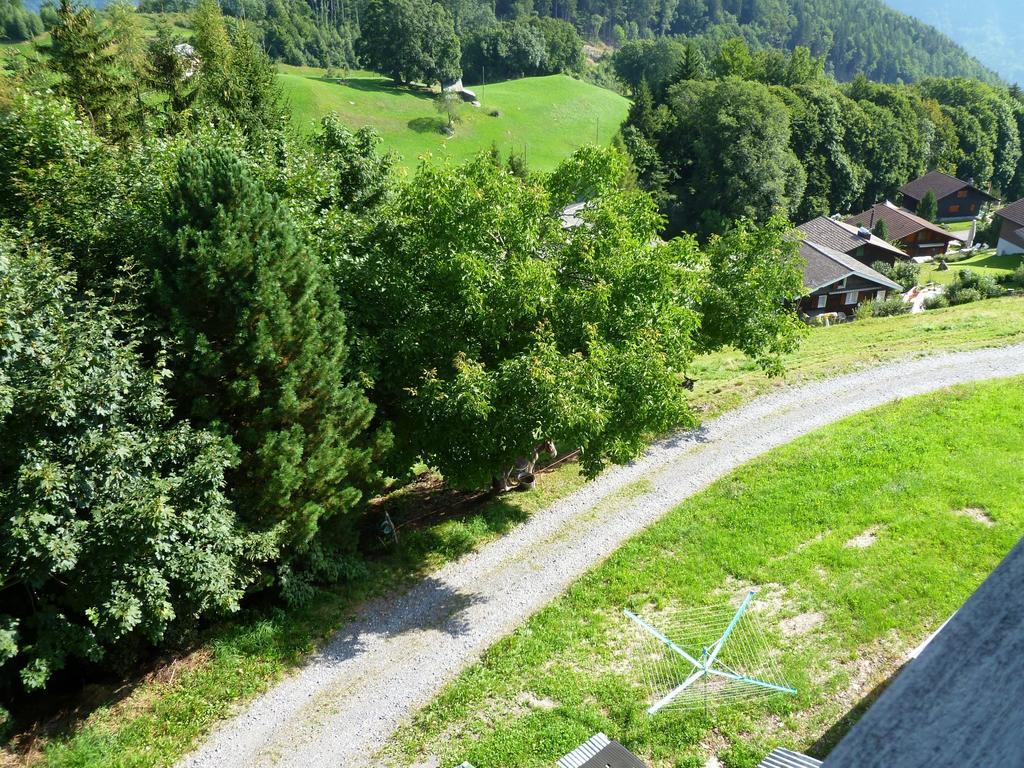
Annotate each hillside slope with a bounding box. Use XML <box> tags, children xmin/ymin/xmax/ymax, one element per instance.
<box><xmin>672</xmin><ymin>0</ymin><xmax>1000</xmax><ymax>84</ymax></box>
<box><xmin>279</xmin><ymin>67</ymin><xmax>630</xmax><ymax>170</ymax></box>
<box><xmin>884</xmin><ymin>0</ymin><xmax>1023</xmax><ymax>86</ymax></box>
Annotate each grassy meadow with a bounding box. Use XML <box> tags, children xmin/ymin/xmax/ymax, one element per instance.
<box><xmin>278</xmin><ymin>66</ymin><xmax>630</xmax><ymax>170</ymax></box>
<box><xmin>386</xmin><ymin>377</ymin><xmax>1024</xmax><ymax>768</ymax></box>
<box><xmin>6</xmin><ymin>296</ymin><xmax>1023</xmax><ymax>768</ymax></box>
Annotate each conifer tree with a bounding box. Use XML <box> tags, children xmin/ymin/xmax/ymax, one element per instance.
<box><xmin>149</xmin><ymin>145</ymin><xmax>379</xmax><ymax>582</ymax></box>
<box><xmin>872</xmin><ymin>218</ymin><xmax>890</xmax><ymax>241</ymax></box>
<box><xmin>919</xmin><ymin>189</ymin><xmax>939</xmax><ymax>222</ymax></box>
<box><xmin>47</xmin><ymin>0</ymin><xmax>130</xmax><ymax>138</ymax></box>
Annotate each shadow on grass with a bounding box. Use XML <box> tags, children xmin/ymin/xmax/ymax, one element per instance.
<box><xmin>407</xmin><ymin>116</ymin><xmax>445</xmax><ymax>134</ymax></box>
<box><xmin>805</xmin><ymin>663</ymin><xmax>905</xmax><ymax>759</ymax></box>
<box><xmin>334</xmin><ymin>75</ymin><xmax>436</xmax><ymax>101</ymax></box>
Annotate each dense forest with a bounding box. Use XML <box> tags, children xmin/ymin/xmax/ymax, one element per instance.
<box><xmin>886</xmin><ymin>0</ymin><xmax>1024</xmax><ymax>87</ymax></box>
<box><xmin>0</xmin><ymin>0</ymin><xmax>808</xmax><ymax>726</ymax></box>
<box><xmin>616</xmin><ymin>39</ymin><xmax>1024</xmax><ymax>237</ymax></box>
<box><xmin>4</xmin><ymin>0</ymin><xmax>999</xmax><ymax>86</ymax></box>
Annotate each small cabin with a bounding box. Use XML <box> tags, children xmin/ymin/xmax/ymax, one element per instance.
<box><xmin>798</xmin><ymin>240</ymin><xmax>903</xmax><ymax>319</ymax></box>
<box><xmin>845</xmin><ymin>201</ymin><xmax>964</xmax><ymax>258</ymax></box>
<box><xmin>796</xmin><ymin>216</ymin><xmax>908</xmax><ymax>267</ymax></box>
<box><xmin>898</xmin><ymin>171</ymin><xmax>998</xmax><ymax>222</ymax></box>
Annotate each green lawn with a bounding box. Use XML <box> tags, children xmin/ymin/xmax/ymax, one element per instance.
<box><xmin>386</xmin><ymin>377</ymin><xmax>1024</xmax><ymax>768</ymax></box>
<box><xmin>919</xmin><ymin>249</ymin><xmax>1024</xmax><ymax>285</ymax></box>
<box><xmin>6</xmin><ymin>299</ymin><xmax>1023</xmax><ymax>768</ymax></box>
<box><xmin>944</xmin><ymin>219</ymin><xmax>975</xmax><ymax>232</ymax></box>
<box><xmin>278</xmin><ymin>66</ymin><xmax>631</xmax><ymax>170</ymax></box>
<box><xmin>689</xmin><ymin>295</ymin><xmax>1024</xmax><ymax>416</ymax></box>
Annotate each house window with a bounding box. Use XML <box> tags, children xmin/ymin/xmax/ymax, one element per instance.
<box><xmin>817</xmin><ymin>295</ymin><xmax>827</xmax><ymax>309</ymax></box>
<box><xmin>970</xmin><ymin>204</ymin><xmax>977</xmax><ymax>212</ymax></box>
<box><xmin>838</xmin><ymin>277</ymin><xmax>847</xmax><ymax>288</ymax></box>
<box><xmin>876</xmin><ymin>290</ymin><xmax>886</xmax><ymax>301</ymax></box>
<box><xmin>845</xmin><ymin>291</ymin><xmax>857</xmax><ymax>305</ymax></box>
<box><xmin>958</xmin><ymin>189</ymin><xmax>968</xmax><ymax>198</ymax></box>
<box><xmin>949</xmin><ymin>204</ymin><xmax>961</xmax><ymax>214</ymax></box>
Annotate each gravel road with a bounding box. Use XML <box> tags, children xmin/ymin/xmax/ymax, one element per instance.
<box><xmin>179</xmin><ymin>345</ymin><xmax>1024</xmax><ymax>768</ymax></box>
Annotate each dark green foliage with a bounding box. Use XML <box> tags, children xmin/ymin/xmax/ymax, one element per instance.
<box><xmin>0</xmin><ymin>237</ymin><xmax>246</xmax><ymax>699</ymax></box>
<box><xmin>47</xmin><ymin>0</ymin><xmax>132</xmax><ymax>139</ymax></box>
<box><xmin>918</xmin><ymin>189</ymin><xmax>939</xmax><ymax>222</ymax></box>
<box><xmin>360</xmin><ymin>0</ymin><xmax>461</xmax><ymax>86</ymax></box>
<box><xmin>945</xmin><ymin>268</ymin><xmax>1005</xmax><ymax>305</ymax></box>
<box><xmin>922</xmin><ymin>293</ymin><xmax>949</xmax><ymax>310</ymax></box>
<box><xmin>148</xmin><ymin>144</ymin><xmax>379</xmax><ymax>571</ymax></box>
<box><xmin>622</xmin><ymin>53</ymin><xmax>1024</xmax><ymax>235</ymax></box>
<box><xmin>0</xmin><ymin>0</ymin><xmax>42</xmax><ymax>41</ymax></box>
<box><xmin>871</xmin><ymin>259</ymin><xmax>919</xmax><ymax>292</ymax></box>
<box><xmin>461</xmin><ymin>17</ymin><xmax>583</xmax><ymax>83</ymax></box>
<box><xmin>658</xmin><ymin>78</ymin><xmax>805</xmax><ymax>237</ymax></box>
<box><xmin>872</xmin><ymin>219</ymin><xmax>889</xmax><ymax>241</ymax></box>
<box><xmin>855</xmin><ymin>295</ymin><xmax>911</xmax><ymax>318</ymax></box>
<box><xmin>333</xmin><ymin>147</ymin><xmax>804</xmax><ymax>486</ymax></box>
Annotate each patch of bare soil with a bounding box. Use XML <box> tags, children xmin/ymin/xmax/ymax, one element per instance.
<box><xmin>780</xmin><ymin>612</ymin><xmax>825</xmax><ymax>637</ymax></box>
<box><xmin>953</xmin><ymin>507</ymin><xmax>994</xmax><ymax>526</ymax></box>
<box><xmin>844</xmin><ymin>525</ymin><xmax>881</xmax><ymax>549</ymax></box>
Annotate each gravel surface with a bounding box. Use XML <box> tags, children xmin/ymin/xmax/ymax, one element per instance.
<box><xmin>179</xmin><ymin>345</ymin><xmax>1024</xmax><ymax>768</ymax></box>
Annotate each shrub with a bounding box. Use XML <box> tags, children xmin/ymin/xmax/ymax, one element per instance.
<box><xmin>947</xmin><ymin>268</ymin><xmax>1006</xmax><ymax>303</ymax></box>
<box><xmin>1013</xmin><ymin>263</ymin><xmax>1024</xmax><ymax>286</ymax></box>
<box><xmin>947</xmin><ymin>286</ymin><xmax>983</xmax><ymax>305</ymax></box>
<box><xmin>1</xmin><ymin>239</ymin><xmax>247</xmax><ymax>700</ymax></box>
<box><xmin>923</xmin><ymin>293</ymin><xmax>949</xmax><ymax>310</ymax></box>
<box><xmin>870</xmin><ymin>259</ymin><xmax>920</xmax><ymax>291</ymax></box>
<box><xmin>856</xmin><ymin>295</ymin><xmax>911</xmax><ymax>319</ymax></box>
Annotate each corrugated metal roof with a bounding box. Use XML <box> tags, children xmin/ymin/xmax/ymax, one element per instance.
<box><xmin>558</xmin><ymin>733</ymin><xmax>611</xmax><ymax>768</ymax></box>
<box><xmin>757</xmin><ymin>747</ymin><xmax>823</xmax><ymax>768</ymax></box>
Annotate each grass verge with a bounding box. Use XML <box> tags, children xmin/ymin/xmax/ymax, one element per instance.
<box><xmin>5</xmin><ymin>299</ymin><xmax>1023</xmax><ymax>767</ymax></box>
<box><xmin>385</xmin><ymin>377</ymin><xmax>1024</xmax><ymax>768</ymax></box>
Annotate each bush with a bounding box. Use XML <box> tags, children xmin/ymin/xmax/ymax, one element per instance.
<box><xmin>946</xmin><ymin>268</ymin><xmax>1006</xmax><ymax>305</ymax></box>
<box><xmin>856</xmin><ymin>295</ymin><xmax>911</xmax><ymax>319</ymax></box>
<box><xmin>947</xmin><ymin>286</ymin><xmax>983</xmax><ymax>305</ymax></box>
<box><xmin>870</xmin><ymin>259</ymin><xmax>919</xmax><ymax>291</ymax></box>
<box><xmin>1013</xmin><ymin>263</ymin><xmax>1024</xmax><ymax>286</ymax></box>
<box><xmin>1</xmin><ymin>239</ymin><xmax>247</xmax><ymax>700</ymax></box>
<box><xmin>923</xmin><ymin>293</ymin><xmax>949</xmax><ymax>310</ymax></box>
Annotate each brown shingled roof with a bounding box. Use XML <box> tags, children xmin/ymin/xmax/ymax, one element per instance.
<box><xmin>799</xmin><ymin>240</ymin><xmax>903</xmax><ymax>294</ymax></box>
<box><xmin>845</xmin><ymin>201</ymin><xmax>965</xmax><ymax>244</ymax></box>
<box><xmin>796</xmin><ymin>216</ymin><xmax>907</xmax><ymax>260</ymax></box>
<box><xmin>995</xmin><ymin>198</ymin><xmax>1024</xmax><ymax>228</ymax></box>
<box><xmin>899</xmin><ymin>170</ymin><xmax>997</xmax><ymax>203</ymax></box>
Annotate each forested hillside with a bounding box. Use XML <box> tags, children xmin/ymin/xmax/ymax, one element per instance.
<box><xmin>618</xmin><ymin>40</ymin><xmax>1024</xmax><ymax>237</ymax></box>
<box><xmin>5</xmin><ymin>0</ymin><xmax>998</xmax><ymax>85</ymax></box>
<box><xmin>885</xmin><ymin>0</ymin><xmax>1024</xmax><ymax>86</ymax></box>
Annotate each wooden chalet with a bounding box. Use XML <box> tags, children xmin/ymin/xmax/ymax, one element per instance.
<box><xmin>845</xmin><ymin>201</ymin><xmax>964</xmax><ymax>258</ymax></box>
<box><xmin>798</xmin><ymin>240</ymin><xmax>903</xmax><ymax>318</ymax></box>
<box><xmin>898</xmin><ymin>171</ymin><xmax>997</xmax><ymax>221</ymax></box>
<box><xmin>796</xmin><ymin>216</ymin><xmax>908</xmax><ymax>266</ymax></box>
<box><xmin>993</xmin><ymin>198</ymin><xmax>1024</xmax><ymax>256</ymax></box>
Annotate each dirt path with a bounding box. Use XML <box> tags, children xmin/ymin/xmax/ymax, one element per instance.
<box><xmin>179</xmin><ymin>345</ymin><xmax>1024</xmax><ymax>768</ymax></box>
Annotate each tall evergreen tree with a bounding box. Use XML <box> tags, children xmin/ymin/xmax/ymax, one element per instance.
<box><xmin>148</xmin><ymin>145</ymin><xmax>379</xmax><ymax>588</ymax></box>
<box><xmin>918</xmin><ymin>189</ymin><xmax>938</xmax><ymax>221</ymax></box>
<box><xmin>47</xmin><ymin>0</ymin><xmax>130</xmax><ymax>138</ymax></box>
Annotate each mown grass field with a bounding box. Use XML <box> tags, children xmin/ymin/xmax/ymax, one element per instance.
<box><xmin>386</xmin><ymin>377</ymin><xmax>1024</xmax><ymax>768</ymax></box>
<box><xmin>919</xmin><ymin>248</ymin><xmax>1024</xmax><ymax>285</ymax></box>
<box><xmin>5</xmin><ymin>299</ymin><xmax>1023</xmax><ymax>768</ymax></box>
<box><xmin>278</xmin><ymin>66</ymin><xmax>630</xmax><ymax>170</ymax></box>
